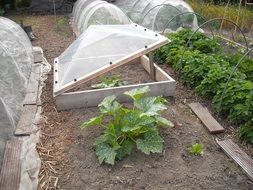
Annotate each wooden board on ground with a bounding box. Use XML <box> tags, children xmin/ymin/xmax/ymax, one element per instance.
<box><xmin>0</xmin><ymin>139</ymin><xmax>22</xmax><ymax>190</ymax></box>
<box><xmin>189</xmin><ymin>102</ymin><xmax>224</xmax><ymax>134</ymax></box>
<box><xmin>15</xmin><ymin>105</ymin><xmax>37</xmax><ymax>136</ymax></box>
<box><xmin>217</xmin><ymin>139</ymin><xmax>253</xmax><ymax>181</ymax></box>
<box><xmin>23</xmin><ymin>64</ymin><xmax>41</xmax><ymax>105</ymax></box>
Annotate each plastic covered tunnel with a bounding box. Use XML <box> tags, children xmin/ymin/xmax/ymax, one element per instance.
<box><xmin>0</xmin><ymin>17</ymin><xmax>33</xmax><ymax>129</ymax></box>
<box><xmin>72</xmin><ymin>0</ymin><xmax>131</xmax><ymax>35</ymax></box>
<box><xmin>72</xmin><ymin>0</ymin><xmax>199</xmax><ymax>34</ymax></box>
<box><xmin>114</xmin><ymin>0</ymin><xmax>199</xmax><ymax>32</ymax></box>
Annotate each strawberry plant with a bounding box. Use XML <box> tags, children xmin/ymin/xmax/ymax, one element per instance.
<box><xmin>153</xmin><ymin>28</ymin><xmax>253</xmax><ymax>143</ymax></box>
<box><xmin>240</xmin><ymin>122</ymin><xmax>253</xmax><ymax>144</ymax></box>
<box><xmin>81</xmin><ymin>86</ymin><xmax>173</xmax><ymax>165</ymax></box>
<box><xmin>196</xmin><ymin>63</ymin><xmax>246</xmax><ymax>98</ymax></box>
<box><xmin>213</xmin><ymin>79</ymin><xmax>253</xmax><ymax>124</ymax></box>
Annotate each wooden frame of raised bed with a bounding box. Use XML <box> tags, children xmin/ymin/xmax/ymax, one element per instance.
<box><xmin>54</xmin><ymin>55</ymin><xmax>176</xmax><ymax>110</ymax></box>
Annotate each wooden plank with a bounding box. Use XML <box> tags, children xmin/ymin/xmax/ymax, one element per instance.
<box><xmin>23</xmin><ymin>64</ymin><xmax>41</xmax><ymax>105</ymax></box>
<box><xmin>189</xmin><ymin>102</ymin><xmax>224</xmax><ymax>134</ymax></box>
<box><xmin>26</xmin><ymin>65</ymin><xmax>40</xmax><ymax>93</ymax></box>
<box><xmin>217</xmin><ymin>139</ymin><xmax>253</xmax><ymax>181</ymax></box>
<box><xmin>0</xmin><ymin>99</ymin><xmax>13</xmax><ymax>140</ymax></box>
<box><xmin>140</xmin><ymin>55</ymin><xmax>174</xmax><ymax>82</ymax></box>
<box><xmin>53</xmin><ymin>27</ymin><xmax>169</xmax><ymax>96</ymax></box>
<box><xmin>33</xmin><ymin>47</ymin><xmax>43</xmax><ymax>63</ymax></box>
<box><xmin>56</xmin><ymin>80</ymin><xmax>175</xmax><ymax>110</ymax></box>
<box><xmin>15</xmin><ymin>105</ymin><xmax>37</xmax><ymax>136</ymax></box>
<box><xmin>148</xmin><ymin>52</ymin><xmax>155</xmax><ymax>80</ymax></box>
<box><xmin>0</xmin><ymin>139</ymin><xmax>22</xmax><ymax>190</ymax></box>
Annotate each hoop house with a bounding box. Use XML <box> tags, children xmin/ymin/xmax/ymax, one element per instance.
<box><xmin>0</xmin><ymin>17</ymin><xmax>33</xmax><ymax>80</ymax></box>
<box><xmin>54</xmin><ymin>24</ymin><xmax>168</xmax><ymax>96</ymax></box>
<box><xmin>114</xmin><ymin>0</ymin><xmax>198</xmax><ymax>32</ymax></box>
<box><xmin>0</xmin><ymin>17</ymin><xmax>33</xmax><ymax>129</ymax></box>
<box><xmin>72</xmin><ymin>0</ymin><xmax>131</xmax><ymax>35</ymax></box>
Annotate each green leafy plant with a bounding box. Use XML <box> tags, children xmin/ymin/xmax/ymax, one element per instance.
<box><xmin>91</xmin><ymin>75</ymin><xmax>125</xmax><ymax>89</ymax></box>
<box><xmin>240</xmin><ymin>122</ymin><xmax>253</xmax><ymax>144</ymax></box>
<box><xmin>192</xmin><ymin>38</ymin><xmax>222</xmax><ymax>54</ymax></box>
<box><xmin>56</xmin><ymin>16</ymin><xmax>69</xmax><ymax>32</ymax></box>
<box><xmin>213</xmin><ymin>79</ymin><xmax>253</xmax><ymax>124</ymax></box>
<box><xmin>228</xmin><ymin>53</ymin><xmax>253</xmax><ymax>81</ymax></box>
<box><xmin>81</xmin><ymin>86</ymin><xmax>173</xmax><ymax>165</ymax></box>
<box><xmin>189</xmin><ymin>143</ymin><xmax>204</xmax><ymax>156</ymax></box>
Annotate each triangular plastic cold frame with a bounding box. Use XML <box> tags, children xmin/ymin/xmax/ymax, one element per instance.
<box><xmin>53</xmin><ymin>24</ymin><xmax>168</xmax><ymax>96</ymax></box>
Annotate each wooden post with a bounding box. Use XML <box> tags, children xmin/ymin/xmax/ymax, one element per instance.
<box><xmin>234</xmin><ymin>0</ymin><xmax>243</xmax><ymax>34</ymax></box>
<box><xmin>219</xmin><ymin>0</ymin><xmax>230</xmax><ymax>32</ymax></box>
<box><xmin>148</xmin><ymin>52</ymin><xmax>155</xmax><ymax>80</ymax></box>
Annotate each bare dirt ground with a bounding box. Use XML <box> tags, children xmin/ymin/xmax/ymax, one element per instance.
<box><xmin>16</xmin><ymin>15</ymin><xmax>253</xmax><ymax>190</ymax></box>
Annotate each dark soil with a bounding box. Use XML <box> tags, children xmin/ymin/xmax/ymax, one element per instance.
<box><xmin>15</xmin><ymin>15</ymin><xmax>253</xmax><ymax>190</ymax></box>
<box><xmin>70</xmin><ymin>62</ymin><xmax>155</xmax><ymax>92</ymax></box>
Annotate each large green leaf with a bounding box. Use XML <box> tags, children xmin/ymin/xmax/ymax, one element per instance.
<box><xmin>116</xmin><ymin>140</ymin><xmax>133</xmax><ymax>160</ymax></box>
<box><xmin>157</xmin><ymin>117</ymin><xmax>174</xmax><ymax>127</ymax></box>
<box><xmin>80</xmin><ymin>116</ymin><xmax>102</xmax><ymax>128</ymax></box>
<box><xmin>96</xmin><ymin>142</ymin><xmax>119</xmax><ymax>165</ymax></box>
<box><xmin>135</xmin><ymin>97</ymin><xmax>167</xmax><ymax>116</ymax></box>
<box><xmin>99</xmin><ymin>95</ymin><xmax>122</xmax><ymax>115</ymax></box>
<box><xmin>136</xmin><ymin>130</ymin><xmax>164</xmax><ymax>155</ymax></box>
<box><xmin>95</xmin><ymin>134</ymin><xmax>109</xmax><ymax>145</ymax></box>
<box><xmin>121</xmin><ymin>111</ymin><xmax>155</xmax><ymax>132</ymax></box>
<box><xmin>124</xmin><ymin>86</ymin><xmax>150</xmax><ymax>101</ymax></box>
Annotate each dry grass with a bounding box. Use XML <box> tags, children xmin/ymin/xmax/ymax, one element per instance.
<box><xmin>188</xmin><ymin>0</ymin><xmax>253</xmax><ymax>32</ymax></box>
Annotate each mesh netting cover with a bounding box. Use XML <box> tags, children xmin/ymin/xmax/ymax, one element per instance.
<box><xmin>114</xmin><ymin>0</ymin><xmax>198</xmax><ymax>32</ymax></box>
<box><xmin>0</xmin><ymin>17</ymin><xmax>33</xmax><ymax>128</ymax></box>
<box><xmin>72</xmin><ymin>0</ymin><xmax>131</xmax><ymax>35</ymax></box>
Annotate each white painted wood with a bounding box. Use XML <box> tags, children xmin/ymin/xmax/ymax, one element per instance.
<box><xmin>55</xmin><ymin>58</ymin><xmax>176</xmax><ymax>110</ymax></box>
<box><xmin>56</xmin><ymin>80</ymin><xmax>175</xmax><ymax>110</ymax></box>
<box><xmin>140</xmin><ymin>55</ymin><xmax>173</xmax><ymax>82</ymax></box>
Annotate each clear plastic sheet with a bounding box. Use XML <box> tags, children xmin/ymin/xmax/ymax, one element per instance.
<box><xmin>56</xmin><ymin>24</ymin><xmax>167</xmax><ymax>89</ymax></box>
<box><xmin>72</xmin><ymin>0</ymin><xmax>131</xmax><ymax>35</ymax></box>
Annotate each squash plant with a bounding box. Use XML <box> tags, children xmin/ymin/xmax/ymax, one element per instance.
<box><xmin>81</xmin><ymin>86</ymin><xmax>173</xmax><ymax>165</ymax></box>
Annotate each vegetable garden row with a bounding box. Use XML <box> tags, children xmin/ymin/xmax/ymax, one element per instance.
<box><xmin>154</xmin><ymin>28</ymin><xmax>253</xmax><ymax>143</ymax></box>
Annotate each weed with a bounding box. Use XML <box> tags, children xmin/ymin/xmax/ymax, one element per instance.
<box><xmin>57</xmin><ymin>16</ymin><xmax>67</xmax><ymax>30</ymax></box>
<box><xmin>91</xmin><ymin>75</ymin><xmax>126</xmax><ymax>89</ymax></box>
<box><xmin>189</xmin><ymin>143</ymin><xmax>204</xmax><ymax>156</ymax></box>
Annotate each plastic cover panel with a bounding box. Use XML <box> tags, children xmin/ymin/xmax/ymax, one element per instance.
<box><xmin>0</xmin><ymin>17</ymin><xmax>33</xmax><ymax>80</ymax></box>
<box><xmin>56</xmin><ymin>24</ymin><xmax>167</xmax><ymax>89</ymax></box>
<box><xmin>114</xmin><ymin>0</ymin><xmax>198</xmax><ymax>32</ymax></box>
<box><xmin>72</xmin><ymin>0</ymin><xmax>131</xmax><ymax>35</ymax></box>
